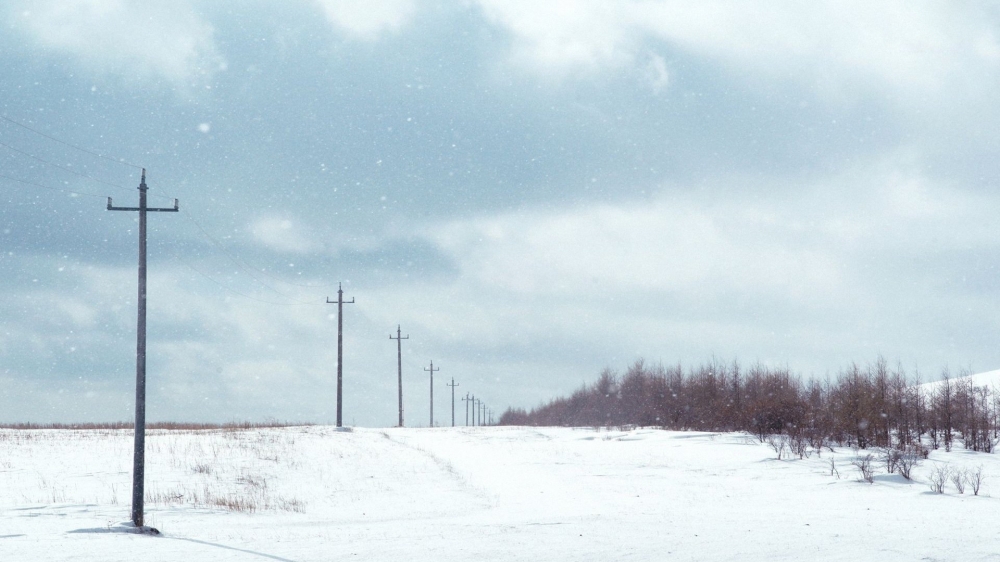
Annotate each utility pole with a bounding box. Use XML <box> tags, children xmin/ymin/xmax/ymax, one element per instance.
<box><xmin>462</xmin><ymin>393</ymin><xmax>472</xmax><ymax>426</ymax></box>
<box><xmin>107</xmin><ymin>168</ymin><xmax>178</xmax><ymax>529</ymax></box>
<box><xmin>389</xmin><ymin>325</ymin><xmax>408</xmax><ymax>427</ymax></box>
<box><xmin>326</xmin><ymin>283</ymin><xmax>354</xmax><ymax>428</ymax></box>
<box><xmin>475</xmin><ymin>398</ymin><xmax>482</xmax><ymax>426</ymax></box>
<box><xmin>424</xmin><ymin>360</ymin><xmax>439</xmax><ymax>427</ymax></box>
<box><xmin>446</xmin><ymin>378</ymin><xmax>459</xmax><ymax>427</ymax></box>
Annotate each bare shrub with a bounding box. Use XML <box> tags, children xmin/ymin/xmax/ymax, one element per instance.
<box><xmin>766</xmin><ymin>434</ymin><xmax>788</xmax><ymax>460</ymax></box>
<box><xmin>950</xmin><ymin>470</ymin><xmax>967</xmax><ymax>494</ymax></box>
<box><xmin>853</xmin><ymin>454</ymin><xmax>875</xmax><ymax>483</ymax></box>
<box><xmin>968</xmin><ymin>465</ymin><xmax>985</xmax><ymax>496</ymax></box>
<box><xmin>896</xmin><ymin>448</ymin><xmax>921</xmax><ymax>480</ymax></box>
<box><xmin>192</xmin><ymin>463</ymin><xmax>211</xmax><ymax>475</ymax></box>
<box><xmin>789</xmin><ymin>434</ymin><xmax>811</xmax><ymax>459</ymax></box>
<box><xmin>830</xmin><ymin>456</ymin><xmax>840</xmax><ymax>479</ymax></box>
<box><xmin>882</xmin><ymin>448</ymin><xmax>902</xmax><ymax>473</ymax></box>
<box><xmin>928</xmin><ymin>465</ymin><xmax>950</xmax><ymax>493</ymax></box>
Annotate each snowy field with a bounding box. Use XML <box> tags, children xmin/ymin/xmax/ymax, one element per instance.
<box><xmin>2</xmin><ymin>425</ymin><xmax>999</xmax><ymax>561</ymax></box>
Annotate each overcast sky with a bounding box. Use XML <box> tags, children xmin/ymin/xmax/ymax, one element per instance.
<box><xmin>2</xmin><ymin>1</ymin><xmax>1000</xmax><ymax>426</ymax></box>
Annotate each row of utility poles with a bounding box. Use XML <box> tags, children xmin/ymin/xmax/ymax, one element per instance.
<box><xmin>112</xmin><ymin>171</ymin><xmax>497</xmax><ymax>529</ymax></box>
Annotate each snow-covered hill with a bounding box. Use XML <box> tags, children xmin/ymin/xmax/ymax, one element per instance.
<box><xmin>1</xmin><ymin>426</ymin><xmax>998</xmax><ymax>561</ymax></box>
<box><xmin>919</xmin><ymin>368</ymin><xmax>1000</xmax><ymax>393</ymax></box>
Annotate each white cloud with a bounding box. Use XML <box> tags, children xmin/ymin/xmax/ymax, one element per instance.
<box><xmin>9</xmin><ymin>0</ymin><xmax>224</xmax><ymax>89</ymax></box>
<box><xmin>476</xmin><ymin>0</ymin><xmax>1000</xmax><ymax>104</ymax></box>
<box><xmin>250</xmin><ymin>217</ymin><xmax>323</xmax><ymax>255</ymax></box>
<box><xmin>313</xmin><ymin>0</ymin><xmax>417</xmax><ymax>40</ymax></box>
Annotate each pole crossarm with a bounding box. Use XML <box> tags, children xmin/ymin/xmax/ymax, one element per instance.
<box><xmin>390</xmin><ymin>325</ymin><xmax>409</xmax><ymax>427</ymax></box>
<box><xmin>107</xmin><ymin>198</ymin><xmax>178</xmax><ymax>212</ymax></box>
<box><xmin>326</xmin><ymin>282</ymin><xmax>354</xmax><ymax>428</ymax></box>
<box><xmin>106</xmin><ymin>168</ymin><xmax>178</xmax><ymax>529</ymax></box>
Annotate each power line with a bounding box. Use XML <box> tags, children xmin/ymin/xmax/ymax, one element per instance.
<box><xmin>0</xmin><ymin>172</ymin><xmax>107</xmax><ymax>200</ymax></box>
<box><xmin>0</xmin><ymin>114</ymin><xmax>142</xmax><ymax>169</ymax></box>
<box><xmin>0</xmin><ymin>138</ymin><xmax>133</xmax><ymax>192</ymax></box>
<box><xmin>179</xmin><ymin>211</ymin><xmax>326</xmax><ymax>290</ymax></box>
<box><xmin>164</xmin><ymin>248</ymin><xmax>326</xmax><ymax>306</ymax></box>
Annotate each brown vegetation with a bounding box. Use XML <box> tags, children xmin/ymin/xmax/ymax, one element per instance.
<box><xmin>500</xmin><ymin>357</ymin><xmax>999</xmax><ymax>456</ymax></box>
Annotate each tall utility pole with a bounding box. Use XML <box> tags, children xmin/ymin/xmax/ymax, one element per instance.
<box><xmin>389</xmin><ymin>325</ymin><xmax>409</xmax><ymax>427</ymax></box>
<box><xmin>424</xmin><ymin>360</ymin><xmax>439</xmax><ymax>427</ymax></box>
<box><xmin>107</xmin><ymin>169</ymin><xmax>178</xmax><ymax>529</ymax></box>
<box><xmin>446</xmin><ymin>378</ymin><xmax>460</xmax><ymax>427</ymax></box>
<box><xmin>462</xmin><ymin>393</ymin><xmax>472</xmax><ymax>426</ymax></box>
<box><xmin>475</xmin><ymin>398</ymin><xmax>482</xmax><ymax>426</ymax></box>
<box><xmin>326</xmin><ymin>283</ymin><xmax>354</xmax><ymax>428</ymax></box>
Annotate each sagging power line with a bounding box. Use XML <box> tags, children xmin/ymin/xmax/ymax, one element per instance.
<box><xmin>0</xmin><ymin>114</ymin><xmax>143</xmax><ymax>169</ymax></box>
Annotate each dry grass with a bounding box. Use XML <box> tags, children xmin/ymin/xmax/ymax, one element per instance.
<box><xmin>0</xmin><ymin>420</ymin><xmax>312</xmax><ymax>431</ymax></box>
<box><xmin>0</xmin><ymin>425</ymin><xmax>311</xmax><ymax>514</ymax></box>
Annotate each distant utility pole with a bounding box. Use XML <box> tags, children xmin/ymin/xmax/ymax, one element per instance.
<box><xmin>107</xmin><ymin>168</ymin><xmax>178</xmax><ymax>529</ymax></box>
<box><xmin>462</xmin><ymin>393</ymin><xmax>472</xmax><ymax>426</ymax></box>
<box><xmin>424</xmin><ymin>360</ymin><xmax>439</xmax><ymax>427</ymax></box>
<box><xmin>446</xmin><ymin>378</ymin><xmax>460</xmax><ymax>427</ymax></box>
<box><xmin>327</xmin><ymin>282</ymin><xmax>354</xmax><ymax>428</ymax></box>
<box><xmin>389</xmin><ymin>325</ymin><xmax>409</xmax><ymax>427</ymax></box>
<box><xmin>475</xmin><ymin>398</ymin><xmax>482</xmax><ymax>426</ymax></box>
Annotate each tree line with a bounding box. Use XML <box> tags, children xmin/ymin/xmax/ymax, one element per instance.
<box><xmin>499</xmin><ymin>358</ymin><xmax>998</xmax><ymax>453</ymax></box>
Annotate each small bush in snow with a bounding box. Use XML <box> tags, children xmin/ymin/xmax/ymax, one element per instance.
<box><xmin>882</xmin><ymin>448</ymin><xmax>902</xmax><ymax>474</ymax></box>
<box><xmin>788</xmin><ymin>434</ymin><xmax>810</xmax><ymax>459</ymax></box>
<box><xmin>766</xmin><ymin>435</ymin><xmax>787</xmax><ymax>460</ymax></box>
<box><xmin>895</xmin><ymin>448</ymin><xmax>921</xmax><ymax>480</ymax></box>
<box><xmin>968</xmin><ymin>465</ymin><xmax>985</xmax><ymax>496</ymax></box>
<box><xmin>853</xmin><ymin>454</ymin><xmax>875</xmax><ymax>484</ymax></box>
<box><xmin>950</xmin><ymin>470</ymin><xmax>966</xmax><ymax>494</ymax></box>
<box><xmin>928</xmin><ymin>465</ymin><xmax>950</xmax><ymax>494</ymax></box>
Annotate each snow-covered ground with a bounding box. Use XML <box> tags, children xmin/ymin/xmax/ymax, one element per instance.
<box><xmin>2</xmin><ymin>425</ymin><xmax>999</xmax><ymax>561</ymax></box>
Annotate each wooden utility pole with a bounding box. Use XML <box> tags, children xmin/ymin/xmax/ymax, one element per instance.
<box><xmin>446</xmin><ymin>378</ymin><xmax>459</xmax><ymax>427</ymax></box>
<box><xmin>389</xmin><ymin>325</ymin><xmax>409</xmax><ymax>427</ymax></box>
<box><xmin>475</xmin><ymin>398</ymin><xmax>482</xmax><ymax>426</ymax></box>
<box><xmin>107</xmin><ymin>169</ymin><xmax>178</xmax><ymax>529</ymax></box>
<box><xmin>326</xmin><ymin>283</ymin><xmax>354</xmax><ymax>428</ymax></box>
<box><xmin>424</xmin><ymin>360</ymin><xmax>439</xmax><ymax>427</ymax></box>
<box><xmin>462</xmin><ymin>393</ymin><xmax>472</xmax><ymax>426</ymax></box>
